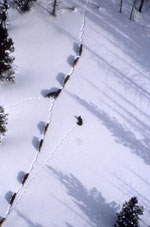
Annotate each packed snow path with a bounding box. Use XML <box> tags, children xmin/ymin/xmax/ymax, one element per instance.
<box><xmin>0</xmin><ymin>0</ymin><xmax>150</xmax><ymax>226</ymax></box>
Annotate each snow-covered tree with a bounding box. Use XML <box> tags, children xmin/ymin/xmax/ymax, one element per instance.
<box><xmin>114</xmin><ymin>197</ymin><xmax>144</xmax><ymax>227</ymax></box>
<box><xmin>0</xmin><ymin>22</ymin><xmax>15</xmax><ymax>83</ymax></box>
<box><xmin>14</xmin><ymin>0</ymin><xmax>36</xmax><ymax>13</ymax></box>
<box><xmin>0</xmin><ymin>106</ymin><xmax>8</xmax><ymax>142</ymax></box>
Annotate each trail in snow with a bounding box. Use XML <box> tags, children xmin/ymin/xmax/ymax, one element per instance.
<box><xmin>79</xmin><ymin>0</ymin><xmax>89</xmax><ymax>45</ymax></box>
<box><xmin>3</xmin><ymin>97</ymin><xmax>43</xmax><ymax>109</ymax></box>
<box><xmin>2</xmin><ymin>99</ymin><xmax>54</xmax><ymax>223</ymax></box>
<box><xmin>11</xmin><ymin>123</ymin><xmax>77</xmax><ymax>211</ymax></box>
<box><xmin>1</xmin><ymin>0</ymin><xmax>89</xmax><ymax>225</ymax></box>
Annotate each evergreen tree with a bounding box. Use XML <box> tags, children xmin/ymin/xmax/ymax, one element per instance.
<box><xmin>0</xmin><ymin>106</ymin><xmax>8</xmax><ymax>142</ymax></box>
<box><xmin>0</xmin><ymin>23</ymin><xmax>15</xmax><ymax>83</ymax></box>
<box><xmin>0</xmin><ymin>0</ymin><xmax>9</xmax><ymax>26</ymax></box>
<box><xmin>114</xmin><ymin>197</ymin><xmax>144</xmax><ymax>227</ymax></box>
<box><xmin>14</xmin><ymin>0</ymin><xmax>36</xmax><ymax>13</ymax></box>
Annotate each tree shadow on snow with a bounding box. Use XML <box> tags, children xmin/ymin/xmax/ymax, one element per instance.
<box><xmin>65</xmin><ymin>222</ymin><xmax>75</xmax><ymax>227</ymax></box>
<box><xmin>16</xmin><ymin>210</ymin><xmax>43</xmax><ymax>227</ymax></box>
<box><xmin>87</xmin><ymin>80</ymin><xmax>150</xmax><ymax>138</ymax></box>
<box><xmin>73</xmin><ymin>0</ymin><xmax>150</xmax><ymax>76</ymax></box>
<box><xmin>67</xmin><ymin>92</ymin><xmax>150</xmax><ymax>165</ymax></box>
<box><xmin>47</xmin><ymin>166</ymin><xmax>118</xmax><ymax>227</ymax></box>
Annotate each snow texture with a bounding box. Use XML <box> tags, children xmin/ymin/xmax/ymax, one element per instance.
<box><xmin>0</xmin><ymin>0</ymin><xmax>150</xmax><ymax>226</ymax></box>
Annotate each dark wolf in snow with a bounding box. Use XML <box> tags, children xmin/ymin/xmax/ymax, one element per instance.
<box><xmin>77</xmin><ymin>116</ymin><xmax>83</xmax><ymax>126</ymax></box>
<box><xmin>43</xmin><ymin>123</ymin><xmax>49</xmax><ymax>135</ymax></box>
<box><xmin>22</xmin><ymin>173</ymin><xmax>29</xmax><ymax>185</ymax></box>
<box><xmin>39</xmin><ymin>139</ymin><xmax>44</xmax><ymax>152</ymax></box>
<box><xmin>78</xmin><ymin>44</ymin><xmax>83</xmax><ymax>56</ymax></box>
<box><xmin>0</xmin><ymin>217</ymin><xmax>6</xmax><ymax>226</ymax></box>
<box><xmin>45</xmin><ymin>89</ymin><xmax>62</xmax><ymax>99</ymax></box>
<box><xmin>72</xmin><ymin>56</ymin><xmax>79</xmax><ymax>67</ymax></box>
<box><xmin>10</xmin><ymin>192</ymin><xmax>17</xmax><ymax>205</ymax></box>
<box><xmin>63</xmin><ymin>75</ymin><xmax>70</xmax><ymax>87</ymax></box>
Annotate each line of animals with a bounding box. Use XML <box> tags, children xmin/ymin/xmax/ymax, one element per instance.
<box><xmin>45</xmin><ymin>44</ymin><xmax>83</xmax><ymax>99</ymax></box>
<box><xmin>0</xmin><ymin>44</ymin><xmax>84</xmax><ymax>227</ymax></box>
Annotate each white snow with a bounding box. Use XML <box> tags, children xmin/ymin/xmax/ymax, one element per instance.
<box><xmin>0</xmin><ymin>0</ymin><xmax>150</xmax><ymax>226</ymax></box>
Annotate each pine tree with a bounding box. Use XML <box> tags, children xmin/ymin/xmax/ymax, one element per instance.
<box><xmin>0</xmin><ymin>23</ymin><xmax>15</xmax><ymax>83</ymax></box>
<box><xmin>0</xmin><ymin>106</ymin><xmax>8</xmax><ymax>142</ymax></box>
<box><xmin>0</xmin><ymin>0</ymin><xmax>15</xmax><ymax>83</ymax></box>
<box><xmin>14</xmin><ymin>0</ymin><xmax>36</xmax><ymax>13</ymax></box>
<box><xmin>0</xmin><ymin>0</ymin><xmax>9</xmax><ymax>26</ymax></box>
<box><xmin>114</xmin><ymin>197</ymin><xmax>144</xmax><ymax>227</ymax></box>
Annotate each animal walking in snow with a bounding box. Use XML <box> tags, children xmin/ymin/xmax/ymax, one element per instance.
<box><xmin>39</xmin><ymin>139</ymin><xmax>44</xmax><ymax>152</ymax></box>
<box><xmin>45</xmin><ymin>91</ymin><xmax>57</xmax><ymax>98</ymax></box>
<box><xmin>63</xmin><ymin>75</ymin><xmax>70</xmax><ymax>87</ymax></box>
<box><xmin>44</xmin><ymin>123</ymin><xmax>49</xmax><ymax>135</ymax></box>
<box><xmin>72</xmin><ymin>56</ymin><xmax>79</xmax><ymax>67</ymax></box>
<box><xmin>55</xmin><ymin>89</ymin><xmax>62</xmax><ymax>98</ymax></box>
<box><xmin>45</xmin><ymin>89</ymin><xmax>62</xmax><ymax>99</ymax></box>
<box><xmin>0</xmin><ymin>217</ymin><xmax>6</xmax><ymax>226</ymax></box>
<box><xmin>10</xmin><ymin>192</ymin><xmax>17</xmax><ymax>206</ymax></box>
<box><xmin>22</xmin><ymin>173</ymin><xmax>29</xmax><ymax>185</ymax></box>
<box><xmin>76</xmin><ymin>116</ymin><xmax>83</xmax><ymax>126</ymax></box>
<box><xmin>78</xmin><ymin>44</ymin><xmax>83</xmax><ymax>56</ymax></box>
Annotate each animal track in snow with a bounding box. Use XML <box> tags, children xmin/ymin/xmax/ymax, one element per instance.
<box><xmin>1</xmin><ymin>0</ymin><xmax>89</xmax><ymax>224</ymax></box>
<box><xmin>3</xmin><ymin>97</ymin><xmax>43</xmax><ymax>109</ymax></box>
<box><xmin>11</xmin><ymin>122</ymin><xmax>78</xmax><ymax>211</ymax></box>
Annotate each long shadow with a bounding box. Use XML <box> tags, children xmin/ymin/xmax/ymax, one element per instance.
<box><xmin>122</xmin><ymin>164</ymin><xmax>150</xmax><ymax>187</ymax></box>
<box><xmin>66</xmin><ymin>91</ymin><xmax>150</xmax><ymax>165</ymax></box>
<box><xmin>15</xmin><ymin>210</ymin><xmax>43</xmax><ymax>227</ymax></box>
<box><xmin>87</xmin><ymin>81</ymin><xmax>150</xmax><ymax>137</ymax></box>
<box><xmin>85</xmin><ymin>44</ymin><xmax>150</xmax><ymax>101</ymax></box>
<box><xmin>111</xmin><ymin>173</ymin><xmax>150</xmax><ymax>211</ymax></box>
<box><xmin>74</xmin><ymin>0</ymin><xmax>150</xmax><ymax>74</ymax></box>
<box><xmin>65</xmin><ymin>222</ymin><xmax>75</xmax><ymax>227</ymax></box>
<box><xmin>47</xmin><ymin>166</ymin><xmax>118</xmax><ymax>227</ymax></box>
<box><xmin>87</xmin><ymin>27</ymin><xmax>150</xmax><ymax>83</ymax></box>
<box><xmin>100</xmin><ymin>81</ymin><xmax>150</xmax><ymax>120</ymax></box>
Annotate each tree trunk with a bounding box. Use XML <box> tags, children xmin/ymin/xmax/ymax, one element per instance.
<box><xmin>119</xmin><ymin>0</ymin><xmax>123</xmax><ymax>13</ymax></box>
<box><xmin>139</xmin><ymin>0</ymin><xmax>145</xmax><ymax>13</ymax></box>
<box><xmin>129</xmin><ymin>0</ymin><xmax>136</xmax><ymax>20</ymax></box>
<box><xmin>52</xmin><ymin>0</ymin><xmax>57</xmax><ymax>16</ymax></box>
